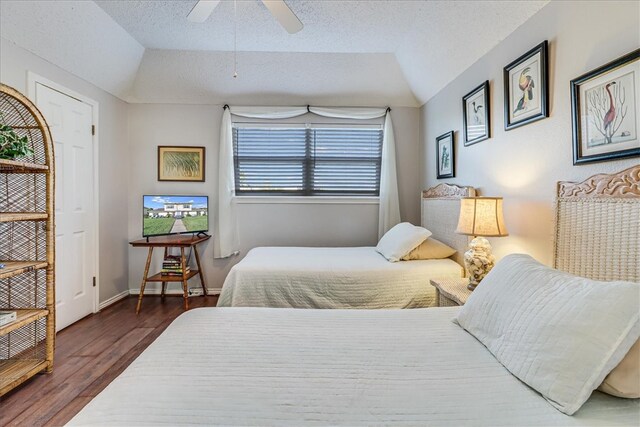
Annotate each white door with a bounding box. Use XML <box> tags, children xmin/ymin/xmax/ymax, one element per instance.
<box><xmin>34</xmin><ymin>83</ymin><xmax>96</xmax><ymax>331</ymax></box>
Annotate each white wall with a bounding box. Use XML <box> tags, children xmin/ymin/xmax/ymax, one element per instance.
<box><xmin>127</xmin><ymin>105</ymin><xmax>420</xmax><ymax>292</ymax></box>
<box><xmin>420</xmin><ymin>1</ymin><xmax>640</xmax><ymax>266</ymax></box>
<box><xmin>1</xmin><ymin>32</ymin><xmax>420</xmax><ymax>300</ymax></box>
<box><xmin>1</xmin><ymin>38</ymin><xmax>131</xmax><ymax>303</ymax></box>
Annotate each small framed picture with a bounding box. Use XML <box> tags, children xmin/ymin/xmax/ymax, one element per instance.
<box><xmin>504</xmin><ymin>40</ymin><xmax>549</xmax><ymax>130</ymax></box>
<box><xmin>158</xmin><ymin>146</ymin><xmax>205</xmax><ymax>182</ymax></box>
<box><xmin>436</xmin><ymin>131</ymin><xmax>455</xmax><ymax>179</ymax></box>
<box><xmin>463</xmin><ymin>80</ymin><xmax>490</xmax><ymax>145</ymax></box>
<box><xmin>570</xmin><ymin>49</ymin><xmax>640</xmax><ymax>165</ymax></box>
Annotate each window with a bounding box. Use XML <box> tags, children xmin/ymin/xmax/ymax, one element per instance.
<box><xmin>233</xmin><ymin>125</ymin><xmax>383</xmax><ymax>196</ymax></box>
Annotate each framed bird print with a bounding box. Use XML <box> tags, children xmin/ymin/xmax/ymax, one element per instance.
<box><xmin>436</xmin><ymin>131</ymin><xmax>455</xmax><ymax>179</ymax></box>
<box><xmin>503</xmin><ymin>40</ymin><xmax>549</xmax><ymax>130</ymax></box>
<box><xmin>463</xmin><ymin>80</ymin><xmax>490</xmax><ymax>145</ymax></box>
<box><xmin>570</xmin><ymin>49</ymin><xmax>640</xmax><ymax>164</ymax></box>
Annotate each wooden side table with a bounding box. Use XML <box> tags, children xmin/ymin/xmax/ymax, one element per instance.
<box><xmin>130</xmin><ymin>234</ymin><xmax>210</xmax><ymax>314</ymax></box>
<box><xmin>430</xmin><ymin>278</ymin><xmax>472</xmax><ymax>307</ymax></box>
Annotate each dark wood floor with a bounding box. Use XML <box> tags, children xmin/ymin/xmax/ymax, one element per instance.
<box><xmin>0</xmin><ymin>294</ymin><xmax>219</xmax><ymax>426</ymax></box>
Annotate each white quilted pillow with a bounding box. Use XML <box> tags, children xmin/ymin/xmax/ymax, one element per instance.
<box><xmin>376</xmin><ymin>222</ymin><xmax>431</xmax><ymax>262</ymax></box>
<box><xmin>454</xmin><ymin>254</ymin><xmax>640</xmax><ymax>415</ymax></box>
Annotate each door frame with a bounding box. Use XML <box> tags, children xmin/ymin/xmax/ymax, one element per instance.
<box><xmin>26</xmin><ymin>72</ymin><xmax>100</xmax><ymax>314</ymax></box>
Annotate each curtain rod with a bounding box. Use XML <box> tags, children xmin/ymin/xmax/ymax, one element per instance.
<box><xmin>232</xmin><ymin>121</ymin><xmax>383</xmax><ymax>127</ymax></box>
<box><xmin>222</xmin><ymin>105</ymin><xmax>391</xmax><ymax>112</ymax></box>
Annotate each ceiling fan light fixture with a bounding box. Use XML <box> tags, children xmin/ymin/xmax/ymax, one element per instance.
<box><xmin>261</xmin><ymin>0</ymin><xmax>304</xmax><ymax>34</ymax></box>
<box><xmin>187</xmin><ymin>0</ymin><xmax>304</xmax><ymax>34</ymax></box>
<box><xmin>187</xmin><ymin>0</ymin><xmax>221</xmax><ymax>23</ymax></box>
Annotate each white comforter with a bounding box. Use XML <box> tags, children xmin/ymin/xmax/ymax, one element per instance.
<box><xmin>69</xmin><ymin>307</ymin><xmax>640</xmax><ymax>426</ymax></box>
<box><xmin>217</xmin><ymin>246</ymin><xmax>463</xmax><ymax>308</ymax></box>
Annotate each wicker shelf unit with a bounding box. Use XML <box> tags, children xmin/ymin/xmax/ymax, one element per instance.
<box><xmin>0</xmin><ymin>84</ymin><xmax>55</xmax><ymax>397</ymax></box>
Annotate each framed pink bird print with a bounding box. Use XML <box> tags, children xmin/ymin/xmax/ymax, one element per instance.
<box><xmin>503</xmin><ymin>40</ymin><xmax>549</xmax><ymax>130</ymax></box>
<box><xmin>570</xmin><ymin>49</ymin><xmax>640</xmax><ymax>165</ymax></box>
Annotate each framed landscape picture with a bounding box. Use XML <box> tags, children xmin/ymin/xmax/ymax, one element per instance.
<box><xmin>436</xmin><ymin>131</ymin><xmax>455</xmax><ymax>179</ymax></box>
<box><xmin>157</xmin><ymin>146</ymin><xmax>205</xmax><ymax>182</ymax></box>
<box><xmin>504</xmin><ymin>40</ymin><xmax>549</xmax><ymax>130</ymax></box>
<box><xmin>463</xmin><ymin>80</ymin><xmax>490</xmax><ymax>145</ymax></box>
<box><xmin>570</xmin><ymin>49</ymin><xmax>640</xmax><ymax>165</ymax></box>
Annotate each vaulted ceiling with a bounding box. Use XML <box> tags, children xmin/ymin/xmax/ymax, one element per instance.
<box><xmin>1</xmin><ymin>0</ymin><xmax>549</xmax><ymax>106</ymax></box>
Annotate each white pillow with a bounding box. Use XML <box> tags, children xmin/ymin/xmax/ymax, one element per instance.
<box><xmin>599</xmin><ymin>339</ymin><xmax>640</xmax><ymax>398</ymax></box>
<box><xmin>454</xmin><ymin>254</ymin><xmax>640</xmax><ymax>415</ymax></box>
<box><xmin>401</xmin><ymin>237</ymin><xmax>457</xmax><ymax>260</ymax></box>
<box><xmin>376</xmin><ymin>223</ymin><xmax>431</xmax><ymax>262</ymax></box>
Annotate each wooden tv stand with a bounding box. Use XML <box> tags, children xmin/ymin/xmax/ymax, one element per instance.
<box><xmin>129</xmin><ymin>234</ymin><xmax>210</xmax><ymax>314</ymax></box>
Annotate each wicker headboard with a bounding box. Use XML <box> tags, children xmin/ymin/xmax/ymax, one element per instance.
<box><xmin>554</xmin><ymin>165</ymin><xmax>639</xmax><ymax>282</ymax></box>
<box><xmin>421</xmin><ymin>183</ymin><xmax>476</xmax><ymax>267</ymax></box>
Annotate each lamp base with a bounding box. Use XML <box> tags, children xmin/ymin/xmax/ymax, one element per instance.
<box><xmin>464</xmin><ymin>237</ymin><xmax>496</xmax><ymax>291</ymax></box>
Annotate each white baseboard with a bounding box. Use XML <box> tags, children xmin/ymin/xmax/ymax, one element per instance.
<box><xmin>129</xmin><ymin>287</ymin><xmax>222</xmax><ymax>296</ymax></box>
<box><xmin>98</xmin><ymin>290</ymin><xmax>130</xmax><ymax>311</ymax></box>
<box><xmin>99</xmin><ymin>287</ymin><xmax>221</xmax><ymax>311</ymax></box>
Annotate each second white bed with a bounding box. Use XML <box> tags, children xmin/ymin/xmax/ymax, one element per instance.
<box><xmin>217</xmin><ymin>246</ymin><xmax>463</xmax><ymax>308</ymax></box>
<box><xmin>68</xmin><ymin>307</ymin><xmax>640</xmax><ymax>426</ymax></box>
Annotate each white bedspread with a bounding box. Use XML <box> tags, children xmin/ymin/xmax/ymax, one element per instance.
<box><xmin>69</xmin><ymin>307</ymin><xmax>640</xmax><ymax>426</ymax></box>
<box><xmin>217</xmin><ymin>247</ymin><xmax>463</xmax><ymax>308</ymax></box>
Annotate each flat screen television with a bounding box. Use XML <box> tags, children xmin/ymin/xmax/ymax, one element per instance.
<box><xmin>143</xmin><ymin>195</ymin><xmax>209</xmax><ymax>237</ymax></box>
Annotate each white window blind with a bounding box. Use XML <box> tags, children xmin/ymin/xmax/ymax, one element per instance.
<box><xmin>233</xmin><ymin>125</ymin><xmax>383</xmax><ymax>196</ymax></box>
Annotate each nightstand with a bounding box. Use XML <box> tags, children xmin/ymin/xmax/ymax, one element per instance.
<box><xmin>430</xmin><ymin>278</ymin><xmax>472</xmax><ymax>307</ymax></box>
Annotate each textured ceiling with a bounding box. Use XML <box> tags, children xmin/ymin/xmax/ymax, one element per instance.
<box><xmin>95</xmin><ymin>0</ymin><xmax>548</xmax><ymax>105</ymax></box>
<box><xmin>0</xmin><ymin>0</ymin><xmax>144</xmax><ymax>100</ymax></box>
<box><xmin>94</xmin><ymin>0</ymin><xmax>423</xmax><ymax>53</ymax></box>
<box><xmin>1</xmin><ymin>0</ymin><xmax>549</xmax><ymax>106</ymax></box>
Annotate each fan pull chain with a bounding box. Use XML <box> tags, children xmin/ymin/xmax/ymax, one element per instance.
<box><xmin>233</xmin><ymin>0</ymin><xmax>238</xmax><ymax>78</ymax></box>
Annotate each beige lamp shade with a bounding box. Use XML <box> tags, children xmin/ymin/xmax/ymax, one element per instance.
<box><xmin>456</xmin><ymin>197</ymin><xmax>508</xmax><ymax>237</ymax></box>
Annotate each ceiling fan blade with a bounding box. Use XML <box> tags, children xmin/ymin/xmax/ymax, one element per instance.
<box><xmin>261</xmin><ymin>0</ymin><xmax>303</xmax><ymax>34</ymax></box>
<box><xmin>187</xmin><ymin>0</ymin><xmax>221</xmax><ymax>23</ymax></box>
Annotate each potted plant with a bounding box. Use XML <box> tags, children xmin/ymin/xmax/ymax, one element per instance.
<box><xmin>0</xmin><ymin>113</ymin><xmax>34</xmax><ymax>160</ymax></box>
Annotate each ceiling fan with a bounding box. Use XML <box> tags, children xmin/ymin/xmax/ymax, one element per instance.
<box><xmin>188</xmin><ymin>0</ymin><xmax>304</xmax><ymax>34</ymax></box>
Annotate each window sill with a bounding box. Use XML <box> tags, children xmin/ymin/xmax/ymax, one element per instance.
<box><xmin>233</xmin><ymin>196</ymin><xmax>380</xmax><ymax>205</ymax></box>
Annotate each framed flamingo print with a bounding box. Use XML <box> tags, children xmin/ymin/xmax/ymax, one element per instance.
<box><xmin>463</xmin><ymin>80</ymin><xmax>490</xmax><ymax>145</ymax></box>
<box><xmin>570</xmin><ymin>49</ymin><xmax>640</xmax><ymax>165</ymax></box>
<box><xmin>503</xmin><ymin>41</ymin><xmax>549</xmax><ymax>130</ymax></box>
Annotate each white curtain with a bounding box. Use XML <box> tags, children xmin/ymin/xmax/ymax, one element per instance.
<box><xmin>214</xmin><ymin>108</ymin><xmax>239</xmax><ymax>258</ymax></box>
<box><xmin>215</xmin><ymin>105</ymin><xmax>401</xmax><ymax>257</ymax></box>
<box><xmin>214</xmin><ymin>105</ymin><xmax>309</xmax><ymax>258</ymax></box>
<box><xmin>230</xmin><ymin>106</ymin><xmax>308</xmax><ymax>119</ymax></box>
<box><xmin>311</xmin><ymin>107</ymin><xmax>401</xmax><ymax>238</ymax></box>
<box><xmin>309</xmin><ymin>106</ymin><xmax>387</xmax><ymax>120</ymax></box>
<box><xmin>378</xmin><ymin>112</ymin><xmax>401</xmax><ymax>239</ymax></box>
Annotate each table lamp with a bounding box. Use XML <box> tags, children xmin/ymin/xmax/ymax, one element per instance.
<box><xmin>455</xmin><ymin>197</ymin><xmax>508</xmax><ymax>290</ymax></box>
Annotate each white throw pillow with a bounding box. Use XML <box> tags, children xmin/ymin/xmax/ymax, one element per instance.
<box><xmin>454</xmin><ymin>254</ymin><xmax>640</xmax><ymax>415</ymax></box>
<box><xmin>376</xmin><ymin>223</ymin><xmax>431</xmax><ymax>262</ymax></box>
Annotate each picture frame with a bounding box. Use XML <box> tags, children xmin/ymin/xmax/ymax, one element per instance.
<box><xmin>436</xmin><ymin>131</ymin><xmax>455</xmax><ymax>179</ymax></box>
<box><xmin>570</xmin><ymin>49</ymin><xmax>640</xmax><ymax>165</ymax></box>
<box><xmin>463</xmin><ymin>80</ymin><xmax>490</xmax><ymax>145</ymax></box>
<box><xmin>503</xmin><ymin>40</ymin><xmax>549</xmax><ymax>130</ymax></box>
<box><xmin>157</xmin><ymin>146</ymin><xmax>205</xmax><ymax>182</ymax></box>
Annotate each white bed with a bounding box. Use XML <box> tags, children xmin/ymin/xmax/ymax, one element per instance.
<box><xmin>68</xmin><ymin>307</ymin><xmax>640</xmax><ymax>426</ymax></box>
<box><xmin>217</xmin><ymin>184</ymin><xmax>474</xmax><ymax>308</ymax></box>
<box><xmin>70</xmin><ymin>167</ymin><xmax>640</xmax><ymax>426</ymax></box>
<box><xmin>217</xmin><ymin>246</ymin><xmax>463</xmax><ymax>308</ymax></box>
